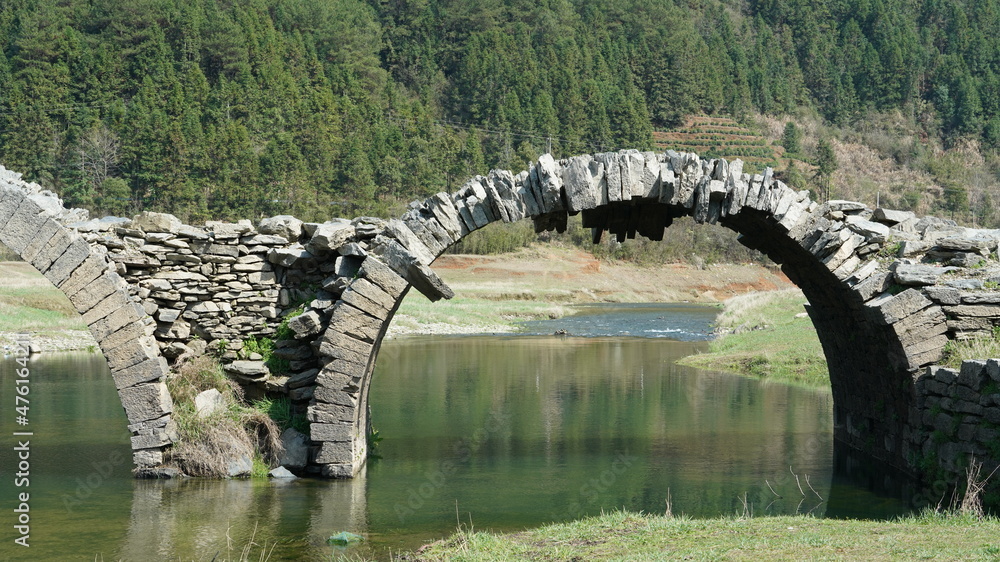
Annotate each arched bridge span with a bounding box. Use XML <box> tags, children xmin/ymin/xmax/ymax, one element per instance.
<box><xmin>1</xmin><ymin>152</ymin><xmax>997</xmax><ymax>483</ymax></box>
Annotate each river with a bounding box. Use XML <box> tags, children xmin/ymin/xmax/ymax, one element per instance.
<box><xmin>0</xmin><ymin>304</ymin><xmax>916</xmax><ymax>560</ymax></box>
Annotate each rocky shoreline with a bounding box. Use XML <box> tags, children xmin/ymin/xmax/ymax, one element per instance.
<box><xmin>0</xmin><ymin>330</ymin><xmax>97</xmax><ymax>354</ymax></box>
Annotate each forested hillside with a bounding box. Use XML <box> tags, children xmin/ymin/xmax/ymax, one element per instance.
<box><xmin>2</xmin><ymin>0</ymin><xmax>999</xmax><ymax>225</ymax></box>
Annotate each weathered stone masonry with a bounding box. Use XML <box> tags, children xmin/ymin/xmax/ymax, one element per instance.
<box><xmin>0</xmin><ymin>170</ymin><xmax>173</xmax><ymax>470</ymax></box>
<box><xmin>4</xmin><ymin>149</ymin><xmax>1000</xmax><ymax>487</ymax></box>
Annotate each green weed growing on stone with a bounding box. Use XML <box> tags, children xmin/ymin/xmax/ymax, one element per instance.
<box><xmin>274</xmin><ymin>306</ymin><xmax>304</xmax><ymax>341</ymax></box>
<box><xmin>242</xmin><ymin>336</ymin><xmax>275</xmax><ymax>360</ymax></box>
<box><xmin>367</xmin><ymin>428</ymin><xmax>384</xmax><ymax>459</ymax></box>
<box><xmin>241</xmin><ymin>336</ymin><xmax>289</xmax><ymax>375</ymax></box>
<box><xmin>878</xmin><ymin>241</ymin><xmax>902</xmax><ymax>259</ymax></box>
<box><xmin>254</xmin><ymin>395</ymin><xmax>308</xmax><ymax>434</ymax></box>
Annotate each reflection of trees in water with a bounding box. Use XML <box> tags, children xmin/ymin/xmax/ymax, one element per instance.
<box><xmin>373</xmin><ymin>337</ymin><xmax>837</xmax><ymax>519</ymax></box>
<box><xmin>121</xmin><ymin>470</ymin><xmax>368</xmax><ymax>559</ymax></box>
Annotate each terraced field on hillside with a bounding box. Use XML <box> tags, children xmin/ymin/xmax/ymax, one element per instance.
<box><xmin>654</xmin><ymin>115</ymin><xmax>806</xmax><ymax>174</ymax></box>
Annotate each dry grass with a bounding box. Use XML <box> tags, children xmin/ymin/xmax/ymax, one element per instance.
<box><xmin>166</xmin><ymin>356</ymin><xmax>283</xmax><ymax>476</ymax></box>
<box><xmin>713</xmin><ymin>288</ymin><xmax>808</xmax><ymax>330</ymax></box>
<box><xmin>940</xmin><ymin>332</ymin><xmax>1000</xmax><ymax>369</ymax></box>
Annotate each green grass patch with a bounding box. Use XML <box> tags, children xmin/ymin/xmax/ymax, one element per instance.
<box><xmin>0</xmin><ymin>286</ymin><xmax>87</xmax><ymax>333</ymax></box>
<box><xmin>679</xmin><ymin>288</ymin><xmax>829</xmax><ymax>386</ymax></box>
<box><xmin>413</xmin><ymin>510</ymin><xmax>1000</xmax><ymax>561</ymax></box>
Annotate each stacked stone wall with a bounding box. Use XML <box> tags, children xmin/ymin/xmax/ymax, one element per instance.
<box><xmin>909</xmin><ymin>360</ymin><xmax>1000</xmax><ymax>484</ymax></box>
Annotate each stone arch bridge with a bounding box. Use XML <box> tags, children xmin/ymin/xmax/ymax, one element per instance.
<box><xmin>2</xmin><ymin>150</ymin><xmax>999</xmax><ymax>483</ymax></box>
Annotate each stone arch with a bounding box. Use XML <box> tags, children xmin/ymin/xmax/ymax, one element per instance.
<box><xmin>0</xmin><ymin>179</ymin><xmax>174</xmax><ymax>471</ymax></box>
<box><xmin>309</xmin><ymin>150</ymin><xmax>981</xmax><ymax>481</ymax></box>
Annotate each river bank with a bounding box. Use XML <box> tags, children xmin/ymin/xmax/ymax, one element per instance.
<box><xmin>678</xmin><ymin>288</ymin><xmax>829</xmax><ymax>387</ymax></box>
<box><xmin>0</xmin><ymin>248</ymin><xmax>794</xmax><ymax>348</ymax></box>
<box><xmin>388</xmin><ymin>245</ymin><xmax>791</xmax><ymax>337</ymax></box>
<box><xmin>410</xmin><ymin>510</ymin><xmax>1000</xmax><ymax>561</ymax></box>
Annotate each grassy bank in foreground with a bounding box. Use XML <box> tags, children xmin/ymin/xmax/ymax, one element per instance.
<box><xmin>679</xmin><ymin>288</ymin><xmax>829</xmax><ymax>387</ymax></box>
<box><xmin>412</xmin><ymin>510</ymin><xmax>1000</xmax><ymax>561</ymax></box>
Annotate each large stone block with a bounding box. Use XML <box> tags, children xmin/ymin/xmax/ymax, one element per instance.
<box><xmin>313</xmin><ymin>440</ymin><xmax>353</xmax><ymax>464</ymax></box>
<box><xmin>342</xmin><ymin>286</ymin><xmax>390</xmax><ymax>318</ymax></box>
<box><xmin>43</xmin><ymin>238</ymin><xmax>92</xmax><ymax>286</ymax></box>
<box><xmin>99</xmin><ymin>321</ymin><xmax>148</xmax><ymax>354</ymax></box>
<box><xmin>373</xmin><ymin>238</ymin><xmax>453</xmax><ymax>301</ymax></box>
<box><xmin>310</xmin><ymin>423</ymin><xmax>355</xmax><ymax>442</ymax></box>
<box><xmin>534</xmin><ymin>153</ymin><xmax>565</xmax><ymax>212</ymax></box>
<box><xmin>133</xmin><ymin>448</ymin><xmax>165</xmax><ymax>468</ymax></box>
<box><xmin>132</xmin><ymin>211</ymin><xmax>182</xmax><ymax>233</ymax></box>
<box><xmin>317</xmin><ymin>339</ymin><xmax>369</xmax><ymax>365</ymax></box>
<box><xmin>0</xmin><ymin>197</ymin><xmax>48</xmax><ymax>255</ymax></box>
<box><xmin>279</xmin><ymin>428</ymin><xmax>309</xmax><ymax>469</ymax></box>
<box><xmin>119</xmin><ymin>382</ymin><xmax>173</xmax><ymax>425</ymax></box>
<box><xmin>105</xmin><ymin>337</ymin><xmax>160</xmax><ymax>372</ymax></box>
<box><xmin>313</xmin><ymin>385</ymin><xmax>359</xmax><ymax>407</ymax></box>
<box><xmin>306</xmin><ymin>221</ymin><xmax>356</xmax><ymax>254</ymax></box>
<box><xmin>384</xmin><ymin>219</ymin><xmax>434</xmax><ymax>265</ymax></box>
<box><xmin>30</xmin><ymin>228</ymin><xmax>74</xmax><ymax>273</ymax></box>
<box><xmin>258</xmin><ymin>215</ymin><xmax>303</xmax><ymax>240</ymax></box>
<box><xmin>20</xmin><ymin>218</ymin><xmax>61</xmax><ymax>263</ymax></box>
<box><xmin>321</xmin><ymin>357</ymin><xmax>368</xmax><ymax>381</ymax></box>
<box><xmin>358</xmin><ymin>257</ymin><xmax>408</xmax><ymax>296</ymax></box>
<box><xmin>894</xmin><ymin>264</ymin><xmax>955</xmax><ymax>286</ymax></box>
<box><xmin>82</xmin><ymin>290</ymin><xmax>137</xmax><ymax>326</ymax></box>
<box><xmin>0</xmin><ymin>189</ymin><xmax>24</xmax><ymax>226</ymax></box>
<box><xmin>288</xmin><ymin>310</ymin><xmax>324</xmax><ymax>338</ymax></box>
<box><xmin>401</xmin><ymin>213</ymin><xmax>447</xmax><ymax>255</ymax></box>
<box><xmin>71</xmin><ymin>273</ymin><xmax>122</xmax><ymax>314</ymax></box>
<box><xmin>868</xmin><ymin>289</ymin><xmax>933</xmax><ymax>325</ymax></box>
<box><xmin>130</xmin><ymin>426</ymin><xmax>175</xmax><ymax>450</ymax></box>
<box><xmin>318</xmin><ymin>330</ymin><xmax>375</xmax><ymax>357</ymax></box>
<box><xmin>89</xmin><ymin>302</ymin><xmax>146</xmax><ymax>342</ymax></box>
<box><xmin>59</xmin><ymin>255</ymin><xmax>109</xmax><ymax>299</ymax></box>
<box><xmin>308</xmin><ymin>402</ymin><xmax>357</xmax><ymax>424</ymax></box>
<box><xmin>348</xmin><ymin>278</ymin><xmax>395</xmax><ymax>311</ymax></box>
<box><xmin>113</xmin><ymin>356</ymin><xmax>168</xmax><ymax>390</ymax></box>
<box><xmin>562</xmin><ymin>154</ymin><xmax>603</xmax><ymax>211</ymax></box>
<box><xmin>427</xmin><ymin>193</ymin><xmax>466</xmax><ymax>239</ymax></box>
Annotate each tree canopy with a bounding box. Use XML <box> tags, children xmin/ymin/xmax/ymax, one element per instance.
<box><xmin>1</xmin><ymin>0</ymin><xmax>997</xmax><ymax>221</ymax></box>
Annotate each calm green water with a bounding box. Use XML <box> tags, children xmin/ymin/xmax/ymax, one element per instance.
<box><xmin>0</xmin><ymin>305</ymin><xmax>916</xmax><ymax>560</ymax></box>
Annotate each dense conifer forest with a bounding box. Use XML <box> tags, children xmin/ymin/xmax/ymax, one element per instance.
<box><xmin>2</xmin><ymin>0</ymin><xmax>1000</xmax><ymax>224</ymax></box>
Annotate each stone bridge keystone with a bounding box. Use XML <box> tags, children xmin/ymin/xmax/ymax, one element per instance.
<box><xmin>3</xmin><ymin>150</ymin><xmax>1000</xmax><ymax>486</ymax></box>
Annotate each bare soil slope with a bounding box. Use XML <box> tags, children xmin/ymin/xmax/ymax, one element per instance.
<box><xmin>431</xmin><ymin>246</ymin><xmax>791</xmax><ymax>304</ymax></box>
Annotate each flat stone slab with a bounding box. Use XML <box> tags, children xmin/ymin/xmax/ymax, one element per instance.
<box><xmin>894</xmin><ymin>264</ymin><xmax>958</xmax><ymax>286</ymax></box>
<box><xmin>224</xmin><ymin>360</ymin><xmax>269</xmax><ymax>379</ymax></box>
